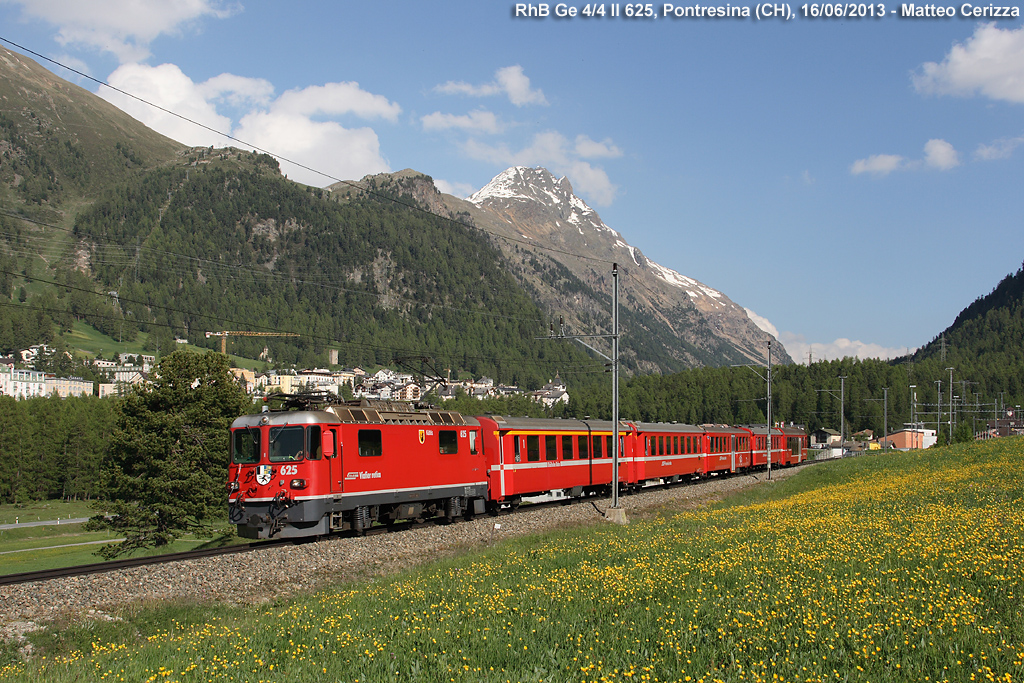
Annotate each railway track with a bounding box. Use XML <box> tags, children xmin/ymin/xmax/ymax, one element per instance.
<box><xmin>0</xmin><ymin>538</ymin><xmax>296</xmax><ymax>587</ymax></box>
<box><xmin>1</xmin><ymin>464</ymin><xmax>818</xmax><ymax>588</ymax></box>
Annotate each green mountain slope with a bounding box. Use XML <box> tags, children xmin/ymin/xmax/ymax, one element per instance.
<box><xmin>0</xmin><ymin>45</ymin><xmax>183</xmax><ymax>212</ymax></box>
<box><xmin>40</xmin><ymin>157</ymin><xmax>594</xmax><ymax>387</ymax></box>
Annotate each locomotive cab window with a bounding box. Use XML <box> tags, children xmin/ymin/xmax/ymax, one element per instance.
<box><xmin>307</xmin><ymin>427</ymin><xmax>322</xmax><ymax>460</ymax></box>
<box><xmin>269</xmin><ymin>426</ymin><xmax>305</xmax><ymax>462</ymax></box>
<box><xmin>439</xmin><ymin>430</ymin><xmax>458</xmax><ymax>454</ymax></box>
<box><xmin>358</xmin><ymin>429</ymin><xmax>383</xmax><ymax>457</ymax></box>
<box><xmin>232</xmin><ymin>428</ymin><xmax>261</xmax><ymax>464</ymax></box>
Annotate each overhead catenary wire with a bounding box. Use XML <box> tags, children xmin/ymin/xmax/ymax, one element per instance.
<box><xmin>0</xmin><ymin>36</ymin><xmax>613</xmax><ymax>266</ymax></box>
<box><xmin>0</xmin><ymin>271</ymin><xmax>604</xmax><ymax>374</ymax></box>
<box><xmin>0</xmin><ymin>210</ymin><xmax>549</xmax><ymax>324</ymax></box>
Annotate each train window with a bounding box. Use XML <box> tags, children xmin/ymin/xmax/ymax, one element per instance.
<box><xmin>527</xmin><ymin>435</ymin><xmax>540</xmax><ymax>462</ymax></box>
<box><xmin>562</xmin><ymin>435</ymin><xmax>573</xmax><ymax>460</ymax></box>
<box><xmin>673</xmin><ymin>436</ymin><xmax>679</xmax><ymax>455</ymax></box>
<box><xmin>593</xmin><ymin>435</ymin><xmax>603</xmax><ymax>458</ymax></box>
<box><xmin>578</xmin><ymin>435</ymin><xmax>589</xmax><ymax>459</ymax></box>
<box><xmin>606</xmin><ymin>436</ymin><xmax>612</xmax><ymax>459</ymax></box>
<box><xmin>469</xmin><ymin>430</ymin><xmax>478</xmax><ymax>455</ymax></box>
<box><xmin>358</xmin><ymin>429</ymin><xmax>383</xmax><ymax>457</ymax></box>
<box><xmin>439</xmin><ymin>430</ymin><xmax>458</xmax><ymax>454</ymax></box>
<box><xmin>232</xmin><ymin>428</ymin><xmax>261</xmax><ymax>464</ymax></box>
<box><xmin>307</xmin><ymin>427</ymin><xmax>322</xmax><ymax>460</ymax></box>
<box><xmin>269</xmin><ymin>426</ymin><xmax>305</xmax><ymax>462</ymax></box>
<box><xmin>546</xmin><ymin>435</ymin><xmax>557</xmax><ymax>461</ymax></box>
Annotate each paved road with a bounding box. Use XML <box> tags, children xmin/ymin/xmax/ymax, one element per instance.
<box><xmin>0</xmin><ymin>538</ymin><xmax>124</xmax><ymax>555</ymax></box>
<box><xmin>0</xmin><ymin>517</ymin><xmax>90</xmax><ymax>531</ymax></box>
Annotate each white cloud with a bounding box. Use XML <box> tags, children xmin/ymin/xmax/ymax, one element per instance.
<box><xmin>434</xmin><ymin>179</ymin><xmax>477</xmax><ymax>198</ymax></box>
<box><xmin>101</xmin><ymin>62</ymin><xmax>236</xmax><ymax>146</ymax></box>
<box><xmin>975</xmin><ymin>134</ymin><xmax>1024</xmax><ymax>160</ymax></box>
<box><xmin>779</xmin><ymin>331</ymin><xmax>914</xmax><ymax>365</ymax></box>
<box><xmin>914</xmin><ymin>23</ymin><xmax>1024</xmax><ymax>104</ymax></box>
<box><xmin>743</xmin><ymin>308</ymin><xmax>779</xmax><ymax>340</ymax></box>
<box><xmin>98</xmin><ymin>62</ymin><xmax>396</xmax><ymax>186</ymax></box>
<box><xmin>851</xmin><ymin>140</ymin><xmax>960</xmax><ymax>176</ymax></box>
<box><xmin>421</xmin><ymin>109</ymin><xmax>502</xmax><ymax>134</ymax></box>
<box><xmin>574</xmin><ymin>135</ymin><xmax>622</xmax><ymax>159</ymax></box>
<box><xmin>4</xmin><ymin>0</ymin><xmax>232</xmax><ymax>63</ymax></box>
<box><xmin>464</xmin><ymin>131</ymin><xmax>619</xmax><ymax>205</ymax></box>
<box><xmin>271</xmin><ymin>82</ymin><xmax>401</xmax><ymax>121</ymax></box>
<box><xmin>923</xmin><ymin>138</ymin><xmax>960</xmax><ymax>170</ymax></box>
<box><xmin>198</xmin><ymin>73</ymin><xmax>274</xmax><ymax>108</ymax></box>
<box><xmin>435</xmin><ymin>65</ymin><xmax>548</xmax><ymax>107</ymax></box>
<box><xmin>234</xmin><ymin>112</ymin><xmax>389</xmax><ymax>185</ymax></box>
<box><xmin>850</xmin><ymin>153</ymin><xmax>905</xmax><ymax>176</ymax></box>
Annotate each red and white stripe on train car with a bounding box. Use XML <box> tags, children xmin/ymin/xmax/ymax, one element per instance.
<box><xmin>632</xmin><ymin>422</ymin><xmax>705</xmax><ymax>484</ymax></box>
<box><xmin>475</xmin><ymin>416</ymin><xmax>630</xmax><ymax>500</ymax></box>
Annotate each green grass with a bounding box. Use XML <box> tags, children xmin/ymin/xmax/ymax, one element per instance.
<box><xmin>0</xmin><ymin>499</ymin><xmax>100</xmax><ymax>526</ymax></box>
<box><xmin>2</xmin><ymin>439</ymin><xmax>1023</xmax><ymax>682</ymax></box>
<box><xmin>0</xmin><ymin>498</ymin><xmax>245</xmax><ymax>576</ymax></box>
<box><xmin>64</xmin><ymin>320</ymin><xmax>271</xmax><ymax>370</ymax></box>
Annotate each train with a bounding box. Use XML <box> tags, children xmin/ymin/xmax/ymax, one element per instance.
<box><xmin>227</xmin><ymin>397</ymin><xmax>807</xmax><ymax>539</ymax></box>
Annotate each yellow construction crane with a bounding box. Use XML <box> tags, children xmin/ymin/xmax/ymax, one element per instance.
<box><xmin>205</xmin><ymin>330</ymin><xmax>302</xmax><ymax>354</ymax></box>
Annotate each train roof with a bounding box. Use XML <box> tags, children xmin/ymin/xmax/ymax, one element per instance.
<box><xmin>479</xmin><ymin>415</ymin><xmax>628</xmax><ymax>432</ymax></box>
<box><xmin>632</xmin><ymin>422</ymin><xmax>704</xmax><ymax>433</ymax></box>
<box><xmin>232</xmin><ymin>411</ymin><xmax>340</xmax><ymax>428</ymax></box>
<box><xmin>231</xmin><ymin>404</ymin><xmax>479</xmax><ymax>428</ymax></box>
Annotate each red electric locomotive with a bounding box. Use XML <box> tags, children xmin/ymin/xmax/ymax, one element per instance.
<box><xmin>228</xmin><ymin>400</ymin><xmax>489</xmax><ymax>539</ymax></box>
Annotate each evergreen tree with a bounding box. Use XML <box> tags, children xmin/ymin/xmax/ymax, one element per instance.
<box><xmin>89</xmin><ymin>351</ymin><xmax>248</xmax><ymax>557</ymax></box>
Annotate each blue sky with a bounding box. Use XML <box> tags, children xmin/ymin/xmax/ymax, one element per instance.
<box><xmin>1</xmin><ymin>1</ymin><xmax>1022</xmax><ymax>364</ymax></box>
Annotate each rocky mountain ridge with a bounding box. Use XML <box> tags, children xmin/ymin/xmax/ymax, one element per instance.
<box><xmin>444</xmin><ymin>166</ymin><xmax>791</xmax><ymax>371</ymax></box>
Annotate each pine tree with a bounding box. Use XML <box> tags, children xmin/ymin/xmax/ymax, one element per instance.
<box><xmin>89</xmin><ymin>351</ymin><xmax>249</xmax><ymax>557</ymax></box>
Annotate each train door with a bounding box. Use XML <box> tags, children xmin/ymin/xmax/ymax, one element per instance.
<box><xmin>324</xmin><ymin>427</ymin><xmax>342</xmax><ymax>494</ymax></box>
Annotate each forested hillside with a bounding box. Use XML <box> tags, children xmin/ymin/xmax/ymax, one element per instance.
<box><xmin>63</xmin><ymin>156</ymin><xmax>594</xmax><ymax>388</ymax></box>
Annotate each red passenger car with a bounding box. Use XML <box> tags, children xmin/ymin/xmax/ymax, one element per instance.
<box><xmin>632</xmin><ymin>423</ymin><xmax>706</xmax><ymax>485</ymax></box>
<box><xmin>474</xmin><ymin>416</ymin><xmax>632</xmax><ymax>505</ymax></box>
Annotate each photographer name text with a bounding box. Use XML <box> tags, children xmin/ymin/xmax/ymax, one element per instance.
<box><xmin>513</xmin><ymin>2</ymin><xmax>1019</xmax><ymax>19</ymax></box>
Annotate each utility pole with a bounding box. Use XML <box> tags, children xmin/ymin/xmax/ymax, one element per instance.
<box><xmin>909</xmin><ymin>385</ymin><xmax>917</xmax><ymax>448</ymax></box>
<box><xmin>732</xmin><ymin>340</ymin><xmax>774</xmax><ymax>477</ymax></box>
<box><xmin>935</xmin><ymin>379</ymin><xmax>942</xmax><ymax>443</ymax></box>
<box><xmin>541</xmin><ymin>264</ymin><xmax>625</xmax><ymax>524</ymax></box>
<box><xmin>816</xmin><ymin>375</ymin><xmax>847</xmax><ymax>456</ymax></box>
<box><xmin>946</xmin><ymin>367</ymin><xmax>954</xmax><ymax>442</ymax></box>
<box><xmin>840</xmin><ymin>375</ymin><xmax>846</xmax><ymax>454</ymax></box>
<box><xmin>865</xmin><ymin>388</ymin><xmax>888</xmax><ymax>448</ymax></box>
<box><xmin>767</xmin><ymin>341</ymin><xmax>772</xmax><ymax>479</ymax></box>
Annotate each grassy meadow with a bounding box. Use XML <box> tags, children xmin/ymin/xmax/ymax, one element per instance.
<box><xmin>2</xmin><ymin>438</ymin><xmax>1021</xmax><ymax>682</ymax></box>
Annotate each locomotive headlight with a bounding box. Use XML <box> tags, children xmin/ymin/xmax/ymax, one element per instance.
<box><xmin>228</xmin><ymin>481</ymin><xmax>240</xmax><ymax>492</ymax></box>
<box><xmin>289</xmin><ymin>479</ymin><xmax>307</xmax><ymax>490</ymax></box>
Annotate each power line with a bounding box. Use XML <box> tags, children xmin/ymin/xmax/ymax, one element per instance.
<box><xmin>0</xmin><ymin>272</ymin><xmax>602</xmax><ymax>373</ymax></box>
<box><xmin>0</xmin><ymin>209</ymin><xmax>547</xmax><ymax>324</ymax></box>
<box><xmin>0</xmin><ymin>36</ymin><xmax>613</xmax><ymax>266</ymax></box>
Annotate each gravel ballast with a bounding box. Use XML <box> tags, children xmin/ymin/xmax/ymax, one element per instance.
<box><xmin>0</xmin><ymin>466</ymin><xmax>807</xmax><ymax>632</ymax></box>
